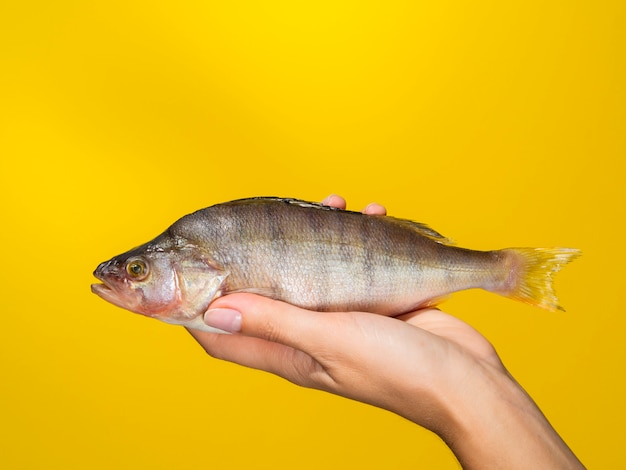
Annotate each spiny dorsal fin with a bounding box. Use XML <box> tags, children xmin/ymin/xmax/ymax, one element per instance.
<box><xmin>223</xmin><ymin>197</ymin><xmax>342</xmax><ymax>212</ymax></box>
<box><xmin>385</xmin><ymin>217</ymin><xmax>456</xmax><ymax>245</ymax></box>
<box><xmin>220</xmin><ymin>197</ymin><xmax>455</xmax><ymax>244</ymax></box>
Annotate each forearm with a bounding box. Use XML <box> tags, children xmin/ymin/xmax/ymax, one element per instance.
<box><xmin>197</xmin><ymin>295</ymin><xmax>582</xmax><ymax>468</ymax></box>
<box><xmin>399</xmin><ymin>364</ymin><xmax>584</xmax><ymax>469</ymax></box>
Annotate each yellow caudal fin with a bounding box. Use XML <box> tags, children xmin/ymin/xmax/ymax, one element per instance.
<box><xmin>501</xmin><ymin>247</ymin><xmax>581</xmax><ymax>311</ymax></box>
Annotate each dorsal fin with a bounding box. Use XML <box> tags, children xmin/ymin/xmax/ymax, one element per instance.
<box><xmin>385</xmin><ymin>217</ymin><xmax>456</xmax><ymax>245</ymax></box>
<box><xmin>222</xmin><ymin>197</ymin><xmax>346</xmax><ymax>212</ymax></box>
<box><xmin>219</xmin><ymin>197</ymin><xmax>455</xmax><ymax>244</ymax></box>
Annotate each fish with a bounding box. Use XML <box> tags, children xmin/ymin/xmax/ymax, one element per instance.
<box><xmin>92</xmin><ymin>197</ymin><xmax>581</xmax><ymax>333</ymax></box>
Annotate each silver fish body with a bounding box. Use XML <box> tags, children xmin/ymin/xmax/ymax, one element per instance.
<box><xmin>92</xmin><ymin>197</ymin><xmax>580</xmax><ymax>332</ymax></box>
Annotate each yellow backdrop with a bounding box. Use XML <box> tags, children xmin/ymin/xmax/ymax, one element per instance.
<box><xmin>1</xmin><ymin>1</ymin><xmax>624</xmax><ymax>468</ymax></box>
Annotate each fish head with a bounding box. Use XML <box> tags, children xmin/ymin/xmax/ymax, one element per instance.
<box><xmin>92</xmin><ymin>240</ymin><xmax>227</xmax><ymax>326</ymax></box>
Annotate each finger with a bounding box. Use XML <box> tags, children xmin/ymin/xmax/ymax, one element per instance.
<box><xmin>188</xmin><ymin>327</ymin><xmax>280</xmax><ymax>364</ymax></box>
<box><xmin>187</xmin><ymin>327</ymin><xmax>320</xmax><ymax>383</ymax></box>
<box><xmin>204</xmin><ymin>294</ymin><xmax>326</xmax><ymax>352</ymax></box>
<box><xmin>363</xmin><ymin>203</ymin><xmax>387</xmax><ymax>215</ymax></box>
<box><xmin>398</xmin><ymin>308</ymin><xmax>500</xmax><ymax>365</ymax></box>
<box><xmin>321</xmin><ymin>194</ymin><xmax>346</xmax><ymax>209</ymax></box>
<box><xmin>398</xmin><ymin>308</ymin><xmax>475</xmax><ymax>341</ymax></box>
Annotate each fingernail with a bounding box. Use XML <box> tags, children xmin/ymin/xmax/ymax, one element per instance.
<box><xmin>204</xmin><ymin>308</ymin><xmax>242</xmax><ymax>333</ymax></box>
<box><xmin>364</xmin><ymin>203</ymin><xmax>386</xmax><ymax>215</ymax></box>
<box><xmin>321</xmin><ymin>194</ymin><xmax>335</xmax><ymax>206</ymax></box>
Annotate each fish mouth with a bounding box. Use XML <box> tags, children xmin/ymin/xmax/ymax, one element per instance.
<box><xmin>91</xmin><ymin>274</ymin><xmax>146</xmax><ymax>314</ymax></box>
<box><xmin>91</xmin><ymin>282</ymin><xmax>111</xmax><ymax>296</ymax></box>
<box><xmin>92</xmin><ymin>282</ymin><xmax>115</xmax><ymax>300</ymax></box>
<box><xmin>92</xmin><ymin>260</ymin><xmax>124</xmax><ymax>305</ymax></box>
<box><xmin>91</xmin><ymin>282</ymin><xmax>131</xmax><ymax>310</ymax></box>
<box><xmin>92</xmin><ymin>258</ymin><xmax>147</xmax><ymax>314</ymax></box>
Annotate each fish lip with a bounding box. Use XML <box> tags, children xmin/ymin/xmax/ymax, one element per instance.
<box><xmin>91</xmin><ymin>264</ymin><xmax>114</xmax><ymax>294</ymax></box>
<box><xmin>93</xmin><ymin>260</ymin><xmax>112</xmax><ymax>282</ymax></box>
<box><xmin>92</xmin><ymin>261</ymin><xmax>122</xmax><ymax>295</ymax></box>
<box><xmin>91</xmin><ymin>282</ymin><xmax>130</xmax><ymax>310</ymax></box>
<box><xmin>91</xmin><ymin>282</ymin><xmax>111</xmax><ymax>295</ymax></box>
<box><xmin>91</xmin><ymin>274</ymin><xmax>146</xmax><ymax>313</ymax></box>
<box><xmin>91</xmin><ymin>282</ymin><xmax>116</xmax><ymax>302</ymax></box>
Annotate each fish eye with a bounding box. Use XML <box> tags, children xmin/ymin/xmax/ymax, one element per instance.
<box><xmin>126</xmin><ymin>258</ymin><xmax>148</xmax><ymax>280</ymax></box>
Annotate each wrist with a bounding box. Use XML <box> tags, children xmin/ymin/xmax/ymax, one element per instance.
<box><xmin>430</xmin><ymin>361</ymin><xmax>583</xmax><ymax>469</ymax></box>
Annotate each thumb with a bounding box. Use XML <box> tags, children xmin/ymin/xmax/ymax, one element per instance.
<box><xmin>204</xmin><ymin>293</ymin><xmax>324</xmax><ymax>350</ymax></box>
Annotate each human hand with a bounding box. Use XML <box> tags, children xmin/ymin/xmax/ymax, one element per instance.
<box><xmin>191</xmin><ymin>196</ymin><xmax>502</xmax><ymax>408</ymax></box>
<box><xmin>188</xmin><ymin>195</ymin><xmax>583</xmax><ymax>469</ymax></box>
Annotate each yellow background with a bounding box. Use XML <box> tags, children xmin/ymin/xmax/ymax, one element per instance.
<box><xmin>1</xmin><ymin>1</ymin><xmax>624</xmax><ymax>468</ymax></box>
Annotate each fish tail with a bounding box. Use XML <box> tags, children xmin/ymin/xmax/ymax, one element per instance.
<box><xmin>498</xmin><ymin>247</ymin><xmax>581</xmax><ymax>311</ymax></box>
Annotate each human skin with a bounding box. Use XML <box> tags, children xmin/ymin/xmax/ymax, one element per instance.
<box><xmin>188</xmin><ymin>195</ymin><xmax>584</xmax><ymax>469</ymax></box>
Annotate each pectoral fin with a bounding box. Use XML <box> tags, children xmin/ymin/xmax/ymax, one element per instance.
<box><xmin>225</xmin><ymin>286</ymin><xmax>281</xmax><ymax>299</ymax></box>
